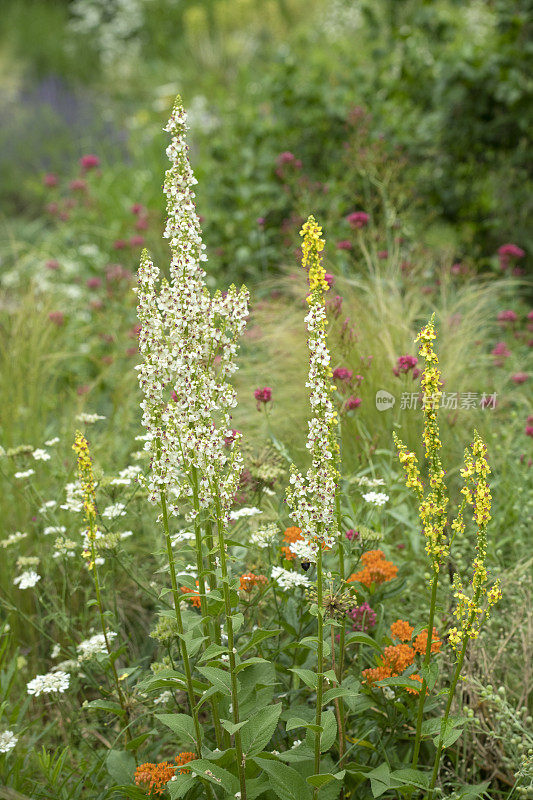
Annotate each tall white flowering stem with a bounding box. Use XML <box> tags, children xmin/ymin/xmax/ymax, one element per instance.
<box><xmin>286</xmin><ymin>217</ymin><xmax>340</xmax><ymax>794</ymax></box>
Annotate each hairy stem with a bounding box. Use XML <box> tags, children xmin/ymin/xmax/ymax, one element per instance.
<box><xmin>411</xmin><ymin>570</ymin><xmax>439</xmax><ymax>767</ymax></box>
<box><xmin>314</xmin><ymin>545</ymin><xmax>324</xmax><ymax>797</ymax></box>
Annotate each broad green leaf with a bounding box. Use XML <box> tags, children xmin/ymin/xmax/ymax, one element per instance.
<box><xmin>197</xmin><ymin>665</ymin><xmax>232</xmax><ymax>695</ymax></box>
<box><xmin>188</xmin><ymin>759</ymin><xmax>240</xmax><ymax>794</ymax></box>
<box><xmin>168</xmin><ymin>773</ymin><xmax>196</xmax><ymax>799</ymax></box>
<box><xmin>241</xmin><ymin>703</ymin><xmax>282</xmax><ymax>756</ymax></box>
<box><xmin>235</xmin><ymin>657</ymin><xmax>270</xmax><ymax>674</ymax></box>
<box><xmin>306</xmin><ymin>774</ymin><xmax>336</xmax><ymax>788</ymax></box>
<box><xmin>392</xmin><ymin>768</ymin><xmax>430</xmax><ymax>789</ymax></box>
<box><xmin>421</xmin><ymin>660</ymin><xmax>439</xmax><ymax>692</ymax></box>
<box><xmin>106</xmin><ymin>750</ymin><xmax>135</xmax><ymax>784</ymax></box>
<box><xmin>198</xmin><ymin>644</ymin><xmax>228</xmax><ymax>663</ymax></box>
<box><xmin>239</xmin><ymin>629</ymin><xmax>281</xmax><ymax>656</ymax></box>
<box><xmin>221</xmin><ymin>718</ymin><xmax>248</xmax><ymax>735</ymax></box>
<box><xmin>345</xmin><ymin>632</ymin><xmax>381</xmax><ymax>650</ymax></box>
<box><xmin>84</xmin><ymin>699</ymin><xmax>125</xmax><ymax>716</ymax></box>
<box><xmin>289</xmin><ymin>668</ymin><xmax>317</xmax><ymax>689</ymax></box>
<box><xmin>322</xmin><ymin>686</ymin><xmax>361</xmax><ymax>704</ymax></box>
<box><xmin>253</xmin><ymin>756</ymin><xmax>312</xmax><ymax>800</ymax></box>
<box><xmin>156</xmin><ymin>713</ymin><xmax>200</xmax><ymax>747</ymax></box>
<box><xmin>305</xmin><ymin>710</ymin><xmax>337</xmax><ymax>754</ymax></box>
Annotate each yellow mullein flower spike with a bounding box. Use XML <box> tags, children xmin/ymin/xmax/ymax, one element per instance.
<box><xmin>300</xmin><ymin>215</ymin><xmax>329</xmax><ymax>300</ymax></box>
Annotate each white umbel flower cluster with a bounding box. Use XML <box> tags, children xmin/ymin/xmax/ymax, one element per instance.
<box><xmin>271</xmin><ymin>566</ymin><xmax>309</xmax><ymax>590</ymax></box>
<box><xmin>77</xmin><ymin>632</ymin><xmax>117</xmax><ymax>661</ymax></box>
<box><xmin>0</xmin><ymin>730</ymin><xmax>18</xmax><ymax>753</ymax></box>
<box><xmin>13</xmin><ymin>570</ymin><xmax>41</xmax><ymax>590</ymax></box>
<box><xmin>286</xmin><ymin>217</ymin><xmax>338</xmax><ymax>550</ymax></box>
<box><xmin>135</xmin><ymin>97</ymin><xmax>248</xmax><ymax>523</ymax></box>
<box><xmin>27</xmin><ymin>670</ymin><xmax>70</xmax><ymax>696</ymax></box>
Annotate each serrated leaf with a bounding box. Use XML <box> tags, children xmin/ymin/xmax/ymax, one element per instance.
<box><xmin>197</xmin><ymin>665</ymin><xmax>232</xmax><ymax>695</ymax></box>
<box><xmin>168</xmin><ymin>773</ymin><xmax>196</xmax><ymax>799</ymax></box>
<box><xmin>345</xmin><ymin>632</ymin><xmax>381</xmax><ymax>650</ymax></box>
<box><xmin>289</xmin><ymin>668</ymin><xmax>317</xmax><ymax>689</ymax></box>
<box><xmin>322</xmin><ymin>686</ymin><xmax>361</xmax><ymax>704</ymax></box>
<box><xmin>198</xmin><ymin>644</ymin><xmax>228</xmax><ymax>663</ymax></box>
<box><xmin>305</xmin><ymin>710</ymin><xmax>337</xmax><ymax>753</ymax></box>
<box><xmin>221</xmin><ymin>718</ymin><xmax>248</xmax><ymax>735</ymax></box>
<box><xmin>156</xmin><ymin>713</ymin><xmax>200</xmax><ymax>747</ymax></box>
<box><xmin>242</xmin><ymin>704</ymin><xmax>282</xmax><ymax>756</ymax></box>
<box><xmin>253</xmin><ymin>756</ymin><xmax>312</xmax><ymax>800</ymax></box>
<box><xmin>239</xmin><ymin>629</ymin><xmax>281</xmax><ymax>655</ymax></box>
<box><xmin>84</xmin><ymin>699</ymin><xmax>125</xmax><ymax>716</ymax></box>
<box><xmin>235</xmin><ymin>657</ymin><xmax>270</xmax><ymax>674</ymax></box>
<box><xmin>306</xmin><ymin>774</ymin><xmax>336</xmax><ymax>788</ymax></box>
<box><xmin>188</xmin><ymin>759</ymin><xmax>240</xmax><ymax>794</ymax></box>
<box><xmin>392</xmin><ymin>768</ymin><xmax>430</xmax><ymax>789</ymax></box>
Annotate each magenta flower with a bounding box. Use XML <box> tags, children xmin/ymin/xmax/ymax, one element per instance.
<box><xmin>86</xmin><ymin>277</ymin><xmax>102</xmax><ymax>289</ymax></box>
<box><xmin>393</xmin><ymin>355</ymin><xmax>418</xmax><ymax>376</ymax></box>
<box><xmin>69</xmin><ymin>179</ymin><xmax>87</xmax><ymax>192</ymax></box>
<box><xmin>130</xmin><ymin>203</ymin><xmax>145</xmax><ymax>215</ymax></box>
<box><xmin>333</xmin><ymin>367</ymin><xmax>353</xmax><ymax>382</ymax></box>
<box><xmin>336</xmin><ymin>240</ymin><xmax>352</xmax><ymax>250</ymax></box>
<box><xmin>497</xmin><ymin>310</ymin><xmax>518</xmax><ymax>323</ymax></box>
<box><xmin>257</xmin><ymin>217</ymin><xmax>265</xmax><ymax>226</ymax></box>
<box><xmin>345</xmin><ymin>395</ymin><xmax>362</xmax><ymax>411</ymax></box>
<box><xmin>254</xmin><ymin>387</ymin><xmax>272</xmax><ymax>409</ymax></box>
<box><xmin>45</xmin><ymin>259</ymin><xmax>60</xmax><ymax>271</ymax></box>
<box><xmin>80</xmin><ymin>154</ymin><xmax>100</xmax><ymax>171</ymax></box>
<box><xmin>492</xmin><ymin>342</ymin><xmax>511</xmax><ymax>365</ymax></box>
<box><xmin>377</xmin><ymin>250</ymin><xmax>388</xmax><ymax>259</ymax></box>
<box><xmin>348</xmin><ymin>602</ymin><xmax>377</xmax><ymax>632</ymax></box>
<box><xmin>498</xmin><ymin>243</ymin><xmax>525</xmax><ymax>258</ymax></box>
<box><xmin>324</xmin><ymin>273</ymin><xmax>335</xmax><ymax>287</ymax></box>
<box><xmin>345</xmin><ymin>529</ymin><xmax>359</xmax><ymax>541</ymax></box>
<box><xmin>48</xmin><ymin>311</ymin><xmax>64</xmax><ymax>326</ymax></box>
<box><xmin>113</xmin><ymin>239</ymin><xmax>127</xmax><ymax>250</ymax></box>
<box><xmin>346</xmin><ymin>211</ymin><xmax>369</xmax><ymax>229</ymax></box>
<box><xmin>129</xmin><ymin>235</ymin><xmax>145</xmax><ymax>248</ymax></box>
<box><xmin>135</xmin><ymin>216</ymin><xmax>148</xmax><ymax>231</ymax></box>
<box><xmin>43</xmin><ymin>173</ymin><xmax>58</xmax><ymax>187</ymax></box>
<box><xmin>512</xmin><ymin>372</ymin><xmax>528</xmax><ymax>384</ymax></box>
<box><xmin>526</xmin><ymin>425</ymin><xmax>533</xmax><ymax>438</ymax></box>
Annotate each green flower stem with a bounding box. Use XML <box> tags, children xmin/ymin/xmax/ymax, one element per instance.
<box><xmin>214</xmin><ymin>492</ymin><xmax>247</xmax><ymax>800</ymax></box>
<box><xmin>190</xmin><ymin>467</ymin><xmax>224</xmax><ymax>748</ymax></box>
<box><xmin>160</xmin><ymin>490</ymin><xmax>204</xmax><ymax>758</ymax></box>
<box><xmin>87</xmin><ymin>521</ymin><xmax>131</xmax><ymax>745</ymax></box>
<box><xmin>335</xmin><ymin>487</ymin><xmax>347</xmax><ymax>771</ymax></box>
<box><xmin>411</xmin><ymin>569</ymin><xmax>439</xmax><ymax>767</ymax></box>
<box><xmin>427</xmin><ymin>639</ymin><xmax>468</xmax><ymax>797</ymax></box>
<box><xmin>314</xmin><ymin>544</ymin><xmax>324</xmax><ymax>797</ymax></box>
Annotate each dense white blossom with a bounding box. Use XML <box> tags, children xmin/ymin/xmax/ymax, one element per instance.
<box><xmin>0</xmin><ymin>730</ymin><xmax>18</xmax><ymax>753</ymax></box>
<box><xmin>76</xmin><ymin>413</ymin><xmax>106</xmax><ymax>424</ymax></box>
<box><xmin>77</xmin><ymin>632</ymin><xmax>117</xmax><ymax>661</ymax></box>
<box><xmin>13</xmin><ymin>570</ymin><xmax>41</xmax><ymax>589</ymax></box>
<box><xmin>135</xmin><ymin>97</ymin><xmax>248</xmax><ymax>523</ymax></box>
<box><xmin>1</xmin><ymin>532</ymin><xmax>28</xmax><ymax>548</ymax></box>
<box><xmin>362</xmin><ymin>491</ymin><xmax>389</xmax><ymax>506</ymax></box>
<box><xmin>61</xmin><ymin>481</ymin><xmax>85</xmax><ymax>512</ymax></box>
<box><xmin>45</xmin><ymin>437</ymin><xmax>60</xmax><ymax>446</ymax></box>
<box><xmin>249</xmin><ymin>524</ymin><xmax>278</xmax><ymax>548</ymax></box>
<box><xmin>356</xmin><ymin>476</ymin><xmax>386</xmax><ymax>487</ymax></box>
<box><xmin>229</xmin><ymin>506</ymin><xmax>262</xmax><ymax>521</ymax></box>
<box><xmin>44</xmin><ymin>525</ymin><xmax>66</xmax><ymax>535</ymax></box>
<box><xmin>271</xmin><ymin>566</ymin><xmax>309</xmax><ymax>590</ymax></box>
<box><xmin>102</xmin><ymin>502</ymin><xmax>126</xmax><ymax>519</ymax></box>
<box><xmin>39</xmin><ymin>500</ymin><xmax>57</xmax><ymax>513</ymax></box>
<box><xmin>27</xmin><ymin>670</ymin><xmax>70</xmax><ymax>696</ymax></box>
<box><xmin>14</xmin><ymin>470</ymin><xmax>34</xmax><ymax>480</ymax></box>
<box><xmin>32</xmin><ymin>448</ymin><xmax>51</xmax><ymax>461</ymax></box>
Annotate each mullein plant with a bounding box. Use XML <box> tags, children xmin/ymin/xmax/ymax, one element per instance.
<box><xmin>72</xmin><ymin>432</ymin><xmax>131</xmax><ymax>744</ymax></box>
<box><xmin>394</xmin><ymin>319</ymin><xmax>501</xmax><ymax>786</ymax></box>
<box><xmin>286</xmin><ymin>216</ymin><xmax>341</xmax><ymax>793</ymax></box>
<box><xmin>135</xmin><ymin>97</ymin><xmax>249</xmax><ymax>797</ymax></box>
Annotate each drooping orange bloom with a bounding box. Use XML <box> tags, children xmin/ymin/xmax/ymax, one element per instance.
<box><xmin>347</xmin><ymin>550</ymin><xmax>398</xmax><ymax>587</ymax></box>
<box><xmin>281</xmin><ymin>526</ymin><xmax>303</xmax><ymax>560</ymax></box>
<box><xmin>390</xmin><ymin>619</ymin><xmax>414</xmax><ymax>641</ymax></box>
<box><xmin>405</xmin><ymin>673</ymin><xmax>423</xmax><ymax>695</ymax></box>
<box><xmin>413</xmin><ymin>628</ymin><xmax>441</xmax><ymax>655</ymax></box>
<box><xmin>134</xmin><ymin>761</ymin><xmax>176</xmax><ymax>795</ymax></box>
<box><xmin>175</xmin><ymin>751</ymin><xmax>196</xmax><ymax>774</ymax></box>
<box><xmin>180</xmin><ymin>582</ymin><xmax>201</xmax><ymax>608</ymax></box>
<box><xmin>362</xmin><ymin>664</ymin><xmax>393</xmax><ymax>686</ymax></box>
<box><xmin>239</xmin><ymin>572</ymin><xmax>268</xmax><ymax>592</ymax></box>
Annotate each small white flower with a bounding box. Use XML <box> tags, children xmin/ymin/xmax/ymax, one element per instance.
<box><xmin>14</xmin><ymin>469</ymin><xmax>34</xmax><ymax>479</ymax></box>
<box><xmin>291</xmin><ymin>739</ymin><xmax>302</xmax><ymax>749</ymax></box>
<box><xmin>51</xmin><ymin>643</ymin><xmax>61</xmax><ymax>659</ymax></box>
<box><xmin>1</xmin><ymin>532</ymin><xmax>28</xmax><ymax>548</ymax></box>
<box><xmin>77</xmin><ymin>632</ymin><xmax>117</xmax><ymax>661</ymax></box>
<box><xmin>229</xmin><ymin>506</ymin><xmax>262</xmax><ymax>521</ymax></box>
<box><xmin>382</xmin><ymin>686</ymin><xmax>395</xmax><ymax>700</ymax></box>
<box><xmin>0</xmin><ymin>730</ymin><xmax>18</xmax><ymax>753</ymax></box>
<box><xmin>45</xmin><ymin>437</ymin><xmax>60</xmax><ymax>446</ymax></box>
<box><xmin>13</xmin><ymin>570</ymin><xmax>41</xmax><ymax>590</ymax></box>
<box><xmin>39</xmin><ymin>500</ymin><xmax>57</xmax><ymax>513</ymax></box>
<box><xmin>271</xmin><ymin>566</ymin><xmax>309</xmax><ymax>590</ymax></box>
<box><xmin>120</xmin><ymin>530</ymin><xmax>133</xmax><ymax>539</ymax></box>
<box><xmin>27</xmin><ymin>670</ymin><xmax>70</xmax><ymax>696</ymax></box>
<box><xmin>44</xmin><ymin>525</ymin><xmax>66</xmax><ymax>535</ymax></box>
<box><xmin>76</xmin><ymin>413</ymin><xmax>106</xmax><ymax>424</ymax></box>
<box><xmin>32</xmin><ymin>449</ymin><xmax>51</xmax><ymax>461</ymax></box>
<box><xmin>153</xmin><ymin>690</ymin><xmax>173</xmax><ymax>705</ymax></box>
<box><xmin>249</xmin><ymin>524</ymin><xmax>278</xmax><ymax>548</ymax></box>
<box><xmin>362</xmin><ymin>491</ymin><xmax>389</xmax><ymax>506</ymax></box>
<box><xmin>102</xmin><ymin>503</ymin><xmax>126</xmax><ymax>519</ymax></box>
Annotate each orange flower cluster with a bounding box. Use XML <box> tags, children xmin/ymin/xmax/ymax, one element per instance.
<box><xmin>347</xmin><ymin>550</ymin><xmax>398</xmax><ymax>587</ymax></box>
<box><xmin>134</xmin><ymin>753</ymin><xmax>196</xmax><ymax>795</ymax></box>
<box><xmin>362</xmin><ymin>619</ymin><xmax>441</xmax><ymax>694</ymax></box>
<box><xmin>180</xmin><ymin>582</ymin><xmax>201</xmax><ymax>608</ymax></box>
<box><xmin>281</xmin><ymin>526</ymin><xmax>303</xmax><ymax>560</ymax></box>
<box><xmin>239</xmin><ymin>572</ymin><xmax>268</xmax><ymax>592</ymax></box>
<box><xmin>413</xmin><ymin>627</ymin><xmax>441</xmax><ymax>655</ymax></box>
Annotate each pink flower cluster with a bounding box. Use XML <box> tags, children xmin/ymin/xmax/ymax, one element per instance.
<box><xmin>347</xmin><ymin>211</ymin><xmax>369</xmax><ymax>229</ymax></box>
<box><xmin>393</xmin><ymin>355</ymin><xmax>419</xmax><ymax>379</ymax></box>
<box><xmin>498</xmin><ymin>243</ymin><xmax>525</xmax><ymax>271</ymax></box>
<box><xmin>254</xmin><ymin>387</ymin><xmax>272</xmax><ymax>409</ymax></box>
<box><xmin>348</xmin><ymin>602</ymin><xmax>377</xmax><ymax>632</ymax></box>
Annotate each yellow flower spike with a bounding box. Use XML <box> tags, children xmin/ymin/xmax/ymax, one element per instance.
<box><xmin>300</xmin><ymin>215</ymin><xmax>329</xmax><ymax>300</ymax></box>
<box><xmin>73</xmin><ymin>431</ymin><xmax>97</xmax><ymax>538</ymax></box>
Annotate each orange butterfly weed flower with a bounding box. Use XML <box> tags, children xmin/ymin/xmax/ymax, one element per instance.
<box><xmin>362</xmin><ymin>664</ymin><xmax>392</xmax><ymax>686</ymax></box>
<box><xmin>180</xmin><ymin>583</ymin><xmax>201</xmax><ymax>608</ymax></box>
<box><xmin>281</xmin><ymin>526</ymin><xmax>303</xmax><ymax>560</ymax></box>
<box><xmin>405</xmin><ymin>673</ymin><xmax>423</xmax><ymax>695</ymax></box>
<box><xmin>413</xmin><ymin>627</ymin><xmax>441</xmax><ymax>655</ymax></box>
<box><xmin>239</xmin><ymin>572</ymin><xmax>268</xmax><ymax>592</ymax></box>
<box><xmin>134</xmin><ymin>761</ymin><xmax>176</xmax><ymax>795</ymax></box>
<box><xmin>383</xmin><ymin>643</ymin><xmax>416</xmax><ymax>672</ymax></box>
<box><xmin>175</xmin><ymin>751</ymin><xmax>196</xmax><ymax>774</ymax></box>
<box><xmin>347</xmin><ymin>549</ymin><xmax>398</xmax><ymax>587</ymax></box>
<box><xmin>390</xmin><ymin>619</ymin><xmax>414</xmax><ymax>641</ymax></box>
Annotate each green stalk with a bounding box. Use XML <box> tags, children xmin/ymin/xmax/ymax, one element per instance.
<box><xmin>214</xmin><ymin>491</ymin><xmax>247</xmax><ymax>800</ymax></box>
<box><xmin>314</xmin><ymin>545</ymin><xmax>324</xmax><ymax>797</ymax></box>
<box><xmin>87</xmin><ymin>521</ymin><xmax>131</xmax><ymax>745</ymax></box>
<box><xmin>160</xmin><ymin>490</ymin><xmax>204</xmax><ymax>757</ymax></box>
<box><xmin>411</xmin><ymin>569</ymin><xmax>439</xmax><ymax>767</ymax></box>
<box><xmin>334</xmin><ymin>488</ymin><xmax>347</xmax><ymax>774</ymax></box>
<box><xmin>427</xmin><ymin>639</ymin><xmax>468</xmax><ymax>797</ymax></box>
<box><xmin>190</xmin><ymin>466</ymin><xmax>223</xmax><ymax>748</ymax></box>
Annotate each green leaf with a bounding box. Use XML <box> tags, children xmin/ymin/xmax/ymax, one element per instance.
<box><xmin>198</xmin><ymin>644</ymin><xmax>228</xmax><ymax>663</ymax></box>
<box><xmin>125</xmin><ymin>731</ymin><xmax>153</xmax><ymax>751</ymax></box>
<box><xmin>197</xmin><ymin>665</ymin><xmax>232</xmax><ymax>695</ymax></box>
<box><xmin>231</xmin><ymin>612</ymin><xmax>245</xmax><ymax>633</ymax></box>
<box><xmin>106</xmin><ymin>750</ymin><xmax>135</xmax><ymax>784</ymax></box>
<box><xmin>306</xmin><ymin>774</ymin><xmax>336</xmax><ymax>788</ymax></box>
<box><xmin>241</xmin><ymin>704</ymin><xmax>282</xmax><ymax>756</ymax></box>
<box><xmin>421</xmin><ymin>660</ymin><xmax>439</xmax><ymax>692</ymax></box>
<box><xmin>367</xmin><ymin>763</ymin><xmax>393</xmax><ymax>798</ymax></box>
<box><xmin>168</xmin><ymin>773</ymin><xmax>196</xmax><ymax>799</ymax></box>
<box><xmin>253</xmin><ymin>756</ymin><xmax>312</xmax><ymax>800</ymax></box>
<box><xmin>392</xmin><ymin>768</ymin><xmax>430</xmax><ymax>789</ymax></box>
<box><xmin>188</xmin><ymin>759</ymin><xmax>240</xmax><ymax>794</ymax></box>
<box><xmin>83</xmin><ymin>699</ymin><xmax>125</xmax><ymax>716</ymax></box>
<box><xmin>286</xmin><ymin>717</ymin><xmax>322</xmax><ymax>734</ymax></box>
<box><xmin>305</xmin><ymin>710</ymin><xmax>337</xmax><ymax>753</ymax></box>
<box><xmin>156</xmin><ymin>713</ymin><xmax>200</xmax><ymax>748</ymax></box>
<box><xmin>345</xmin><ymin>632</ymin><xmax>381</xmax><ymax>650</ymax></box>
<box><xmin>239</xmin><ymin>628</ymin><xmax>281</xmax><ymax>655</ymax></box>
<box><xmin>235</xmin><ymin>657</ymin><xmax>270</xmax><ymax>674</ymax></box>
<box><xmin>322</xmin><ymin>686</ymin><xmax>361</xmax><ymax>704</ymax></box>
<box><xmin>288</xmin><ymin>668</ymin><xmax>317</xmax><ymax>689</ymax></box>
<box><xmin>221</xmin><ymin>718</ymin><xmax>248</xmax><ymax>735</ymax></box>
